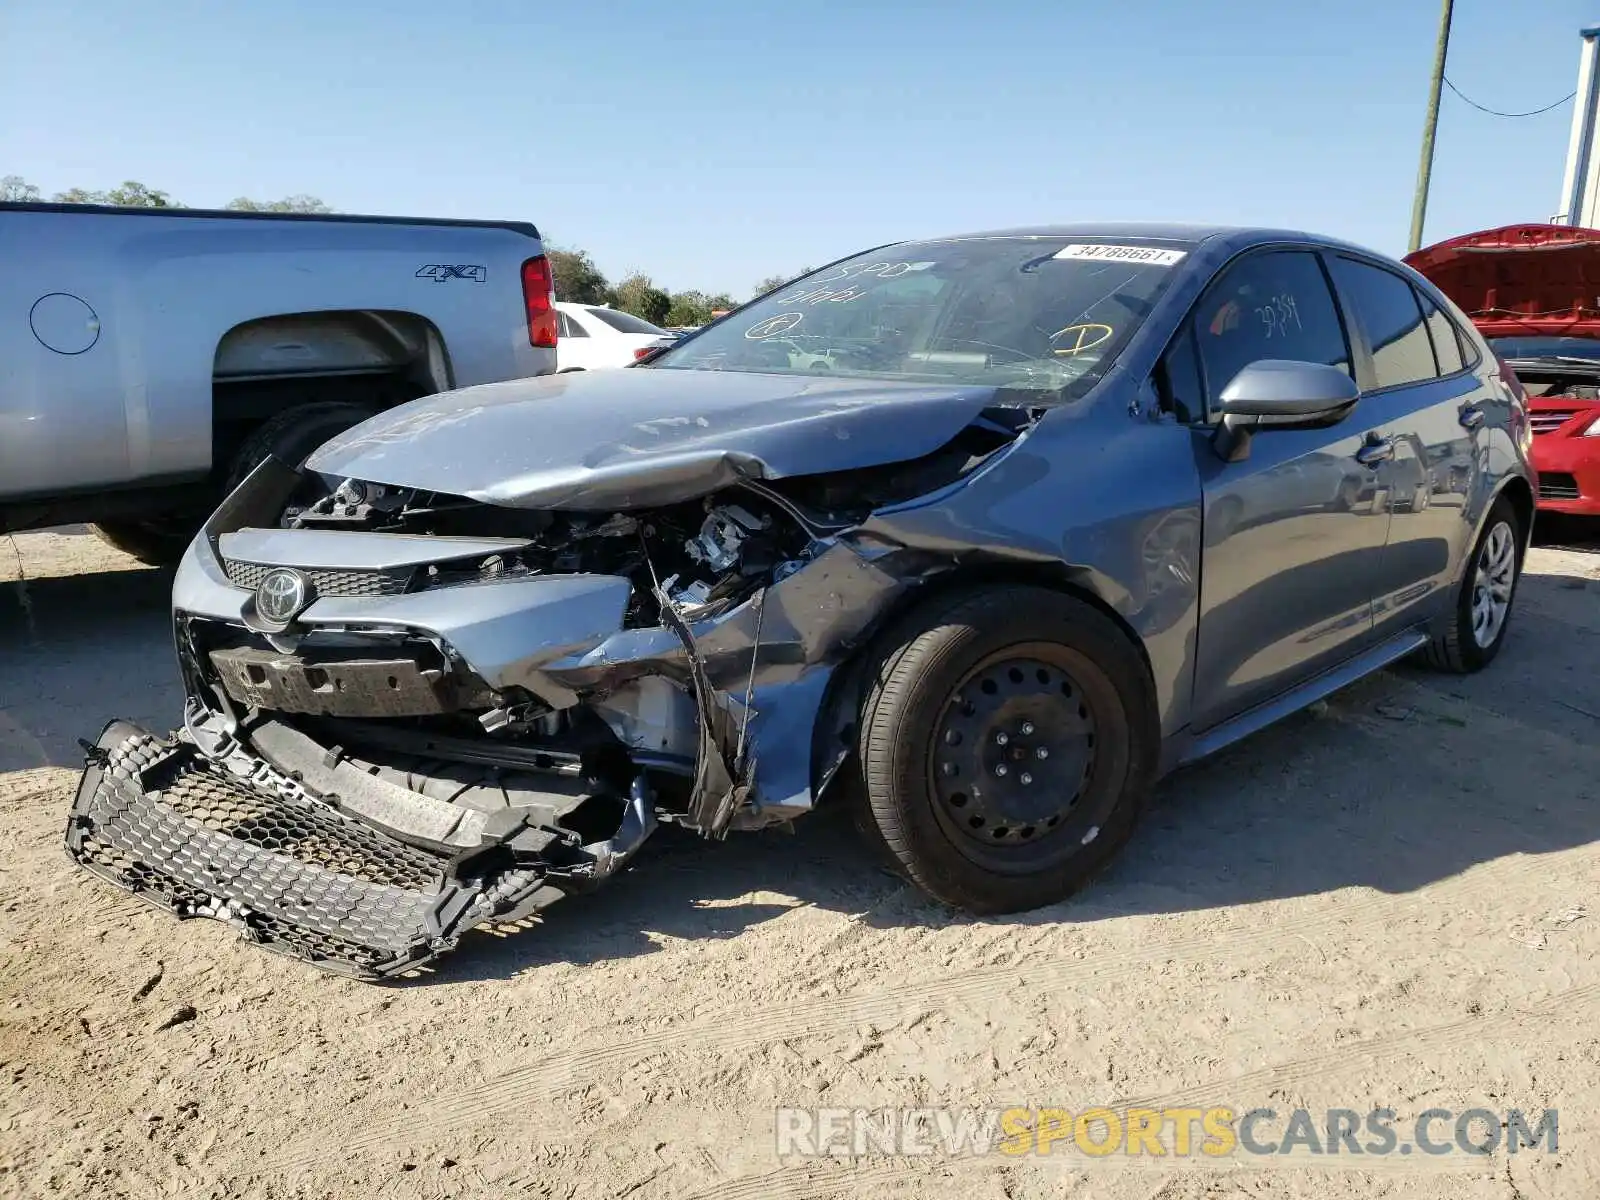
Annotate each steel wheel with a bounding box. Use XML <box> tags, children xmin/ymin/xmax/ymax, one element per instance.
<box><xmin>1470</xmin><ymin>520</ymin><xmax>1516</xmax><ymax>649</ymax></box>
<box><xmin>855</xmin><ymin>585</ymin><xmax>1160</xmax><ymax>914</ymax></box>
<box><xmin>928</xmin><ymin>649</ymin><xmax>1103</xmax><ymax>872</ymax></box>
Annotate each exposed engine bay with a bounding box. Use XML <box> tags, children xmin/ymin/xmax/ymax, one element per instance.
<box><xmin>284</xmin><ymin>477</ymin><xmax>816</xmax><ymax>626</ymax></box>
<box><xmin>66</xmin><ymin>397</ymin><xmax>1033</xmax><ymax>979</ymax></box>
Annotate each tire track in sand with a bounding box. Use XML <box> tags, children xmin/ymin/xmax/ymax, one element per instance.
<box><xmin>258</xmin><ymin>837</ymin><xmax>1585</xmax><ymax>1177</ymax></box>
<box><xmin>673</xmin><ymin>980</ymin><xmax>1600</xmax><ymax>1200</ymax></box>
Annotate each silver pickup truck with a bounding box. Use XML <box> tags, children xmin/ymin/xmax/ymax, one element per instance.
<box><xmin>1</xmin><ymin>202</ymin><xmax>557</xmax><ymax>563</ymax></box>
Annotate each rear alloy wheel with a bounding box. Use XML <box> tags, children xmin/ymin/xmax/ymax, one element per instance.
<box><xmin>1470</xmin><ymin>519</ymin><xmax>1517</xmax><ymax>647</ymax></box>
<box><xmin>1421</xmin><ymin>495</ymin><xmax>1524</xmax><ymax>673</ymax></box>
<box><xmin>856</xmin><ymin>586</ymin><xmax>1159</xmax><ymax>914</ymax></box>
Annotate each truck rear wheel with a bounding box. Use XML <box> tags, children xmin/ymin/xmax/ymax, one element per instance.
<box><xmin>92</xmin><ymin>401</ymin><xmax>378</xmax><ymax>565</ymax></box>
<box><xmin>224</xmin><ymin>401</ymin><xmax>377</xmax><ymax>493</ymax></box>
<box><xmin>89</xmin><ymin>519</ymin><xmax>196</xmax><ymax>567</ymax></box>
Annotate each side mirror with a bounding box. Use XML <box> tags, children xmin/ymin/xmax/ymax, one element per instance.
<box><xmin>1212</xmin><ymin>360</ymin><xmax>1359</xmax><ymax>462</ymax></box>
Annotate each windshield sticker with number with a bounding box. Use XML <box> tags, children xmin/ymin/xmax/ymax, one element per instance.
<box><xmin>1053</xmin><ymin>244</ymin><xmax>1188</xmax><ymax>267</ymax></box>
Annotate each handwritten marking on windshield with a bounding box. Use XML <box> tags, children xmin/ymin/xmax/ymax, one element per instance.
<box><xmin>1049</xmin><ymin>323</ymin><xmax>1115</xmax><ymax>356</ymax></box>
<box><xmin>1257</xmin><ymin>292</ymin><xmax>1302</xmax><ymax>339</ymax></box>
<box><xmin>745</xmin><ymin>313</ymin><xmax>805</xmax><ymax>339</ymax></box>
<box><xmin>805</xmin><ymin>261</ymin><xmax>937</xmax><ymax>285</ymax></box>
<box><xmin>1053</xmin><ymin>244</ymin><xmax>1188</xmax><ymax>267</ymax></box>
<box><xmin>773</xmin><ymin>284</ymin><xmax>868</xmax><ymax>307</ymax></box>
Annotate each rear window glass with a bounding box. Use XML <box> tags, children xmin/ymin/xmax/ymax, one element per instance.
<box><xmin>586</xmin><ymin>307</ymin><xmax>667</xmax><ymax>335</ymax></box>
<box><xmin>1329</xmin><ymin>258</ymin><xmax>1437</xmax><ymax>388</ymax></box>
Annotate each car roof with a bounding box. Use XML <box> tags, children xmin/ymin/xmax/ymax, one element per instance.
<box><xmin>903</xmin><ymin>222</ymin><xmax>1388</xmax><ymax>260</ymax></box>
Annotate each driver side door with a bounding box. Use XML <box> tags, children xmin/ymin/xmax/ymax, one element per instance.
<box><xmin>1174</xmin><ymin>248</ymin><xmax>1394</xmax><ymax>732</ymax></box>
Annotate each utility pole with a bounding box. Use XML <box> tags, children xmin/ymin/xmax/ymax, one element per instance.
<box><xmin>1408</xmin><ymin>0</ymin><xmax>1455</xmax><ymax>253</ymax></box>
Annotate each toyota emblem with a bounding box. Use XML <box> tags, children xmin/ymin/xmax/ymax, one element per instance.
<box><xmin>255</xmin><ymin>568</ymin><xmax>311</xmax><ymax>628</ymax></box>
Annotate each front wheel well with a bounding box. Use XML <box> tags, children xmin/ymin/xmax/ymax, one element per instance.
<box><xmin>809</xmin><ymin>559</ymin><xmax>1155</xmax><ymax>806</ymax></box>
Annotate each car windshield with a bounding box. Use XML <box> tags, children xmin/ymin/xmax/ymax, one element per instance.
<box><xmin>587</xmin><ymin>307</ymin><xmax>667</xmax><ymax>335</ymax></box>
<box><xmin>1488</xmin><ymin>335</ymin><xmax>1600</xmax><ymax>362</ymax></box>
<box><xmin>648</xmin><ymin>237</ymin><xmax>1188</xmax><ymax>396</ymax></box>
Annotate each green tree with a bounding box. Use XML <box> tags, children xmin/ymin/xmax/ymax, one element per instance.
<box><xmin>1</xmin><ymin>175</ymin><xmax>40</xmax><ymax>202</ymax></box>
<box><xmin>752</xmin><ymin>274</ymin><xmax>794</xmax><ymax>297</ymax></box>
<box><xmin>612</xmin><ymin>272</ymin><xmax>672</xmax><ymax>325</ymax></box>
<box><xmin>665</xmin><ymin>290</ymin><xmax>737</xmax><ymax>327</ymax></box>
<box><xmin>664</xmin><ymin>290</ymin><xmax>709</xmax><ymax>327</ymax></box>
<box><xmin>547</xmin><ymin>247</ymin><xmax>610</xmax><ymax>305</ymax></box>
<box><xmin>226</xmin><ymin>194</ymin><xmax>332</xmax><ymax>213</ymax></box>
<box><xmin>53</xmin><ymin>180</ymin><xmax>180</xmax><ymax>207</ymax></box>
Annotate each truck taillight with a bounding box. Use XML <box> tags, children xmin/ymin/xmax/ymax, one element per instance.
<box><xmin>520</xmin><ymin>256</ymin><xmax>558</xmax><ymax>349</ymax></box>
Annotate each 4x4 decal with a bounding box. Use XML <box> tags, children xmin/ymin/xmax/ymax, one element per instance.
<box><xmin>416</xmin><ymin>264</ymin><xmax>487</xmax><ymax>282</ymax></box>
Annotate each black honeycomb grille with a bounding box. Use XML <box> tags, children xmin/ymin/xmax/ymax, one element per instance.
<box><xmin>152</xmin><ymin>758</ymin><xmax>441</xmax><ymax>891</ymax></box>
<box><xmin>222</xmin><ymin>560</ymin><xmax>412</xmax><ymax>598</ymax></box>
<box><xmin>66</xmin><ymin>730</ymin><xmax>575</xmax><ymax>979</ymax></box>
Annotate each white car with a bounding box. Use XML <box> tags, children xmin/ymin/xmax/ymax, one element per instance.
<box><xmin>554</xmin><ymin>302</ymin><xmax>674</xmax><ymax>370</ymax></box>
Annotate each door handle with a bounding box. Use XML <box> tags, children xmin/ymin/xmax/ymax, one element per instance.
<box><xmin>1355</xmin><ymin>436</ymin><xmax>1394</xmax><ymax>467</ymax></box>
<box><xmin>1459</xmin><ymin>404</ymin><xmax>1486</xmax><ymax>431</ymax></box>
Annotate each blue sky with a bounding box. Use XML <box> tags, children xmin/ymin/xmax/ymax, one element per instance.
<box><xmin>2</xmin><ymin>0</ymin><xmax>1594</xmax><ymax>297</ymax></box>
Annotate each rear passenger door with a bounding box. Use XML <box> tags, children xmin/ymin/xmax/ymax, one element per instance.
<box><xmin>1324</xmin><ymin>255</ymin><xmax>1487</xmax><ymax>636</ymax></box>
<box><xmin>1177</xmin><ymin>249</ymin><xmax>1392</xmax><ymax>731</ymax></box>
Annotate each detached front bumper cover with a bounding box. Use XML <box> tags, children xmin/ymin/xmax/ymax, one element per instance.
<box><xmin>64</xmin><ymin>720</ymin><xmax>651</xmax><ymax>979</ymax></box>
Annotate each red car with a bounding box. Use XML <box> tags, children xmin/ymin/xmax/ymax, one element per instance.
<box><xmin>1407</xmin><ymin>224</ymin><xmax>1600</xmax><ymax>518</ymax></box>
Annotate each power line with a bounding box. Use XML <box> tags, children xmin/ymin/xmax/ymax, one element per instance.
<box><xmin>1443</xmin><ymin>76</ymin><xmax>1576</xmax><ymax>118</ymax></box>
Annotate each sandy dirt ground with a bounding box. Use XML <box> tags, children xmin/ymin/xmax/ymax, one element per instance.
<box><xmin>2</xmin><ymin>523</ymin><xmax>1599</xmax><ymax>1199</ymax></box>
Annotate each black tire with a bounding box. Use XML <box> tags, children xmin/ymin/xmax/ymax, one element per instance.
<box><xmin>1421</xmin><ymin>495</ymin><xmax>1524</xmax><ymax>673</ymax></box>
<box><xmin>855</xmin><ymin>585</ymin><xmax>1160</xmax><ymax>914</ymax></box>
<box><xmin>89</xmin><ymin>518</ymin><xmax>195</xmax><ymax>567</ymax></box>
<box><xmin>223</xmin><ymin>401</ymin><xmax>376</xmax><ymax>494</ymax></box>
<box><xmin>90</xmin><ymin>401</ymin><xmax>375</xmax><ymax>564</ymax></box>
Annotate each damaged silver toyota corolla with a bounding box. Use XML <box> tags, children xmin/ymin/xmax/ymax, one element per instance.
<box><xmin>68</xmin><ymin>225</ymin><xmax>1535</xmax><ymax>978</ymax></box>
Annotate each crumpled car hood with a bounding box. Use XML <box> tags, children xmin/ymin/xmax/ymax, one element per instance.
<box><xmin>306</xmin><ymin>368</ymin><xmax>1011</xmax><ymax>510</ymax></box>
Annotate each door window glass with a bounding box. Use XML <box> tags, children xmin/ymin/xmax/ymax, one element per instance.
<box><xmin>1417</xmin><ymin>290</ymin><xmax>1464</xmax><ymax>375</ymax></box>
<box><xmin>1194</xmin><ymin>250</ymin><xmax>1351</xmax><ymax>415</ymax></box>
<box><xmin>1329</xmin><ymin>257</ymin><xmax>1438</xmax><ymax>388</ymax></box>
<box><xmin>1159</xmin><ymin>325</ymin><xmax>1204</xmax><ymax>423</ymax></box>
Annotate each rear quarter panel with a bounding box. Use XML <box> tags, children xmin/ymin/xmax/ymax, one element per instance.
<box><xmin>1450</xmin><ymin>315</ymin><xmax>1538</xmax><ymax>536</ymax></box>
<box><xmin>0</xmin><ymin>208</ymin><xmax>550</xmax><ymax>501</ymax></box>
